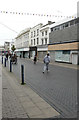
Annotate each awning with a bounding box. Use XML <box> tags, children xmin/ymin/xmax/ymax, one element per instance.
<box><xmin>15</xmin><ymin>48</ymin><xmax>29</xmax><ymax>52</ymax></box>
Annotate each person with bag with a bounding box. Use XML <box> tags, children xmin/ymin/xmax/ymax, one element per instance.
<box><xmin>43</xmin><ymin>52</ymin><xmax>50</xmax><ymax>73</ymax></box>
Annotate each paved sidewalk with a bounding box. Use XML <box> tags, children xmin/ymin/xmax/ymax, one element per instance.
<box><xmin>2</xmin><ymin>65</ymin><xmax>60</xmax><ymax>118</ymax></box>
<box><xmin>51</xmin><ymin>61</ymin><xmax>79</xmax><ymax>70</ymax></box>
<box><xmin>0</xmin><ymin>64</ymin><xmax>2</xmax><ymax>120</ymax></box>
<box><xmin>26</xmin><ymin>58</ymin><xmax>79</xmax><ymax>70</ymax></box>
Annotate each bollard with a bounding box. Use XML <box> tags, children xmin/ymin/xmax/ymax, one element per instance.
<box><xmin>21</xmin><ymin>64</ymin><xmax>25</xmax><ymax>85</ymax></box>
<box><xmin>2</xmin><ymin>56</ymin><xmax>3</xmax><ymax>64</ymax></box>
<box><xmin>10</xmin><ymin>60</ymin><xmax>12</xmax><ymax>72</ymax></box>
<box><xmin>4</xmin><ymin>58</ymin><xmax>6</xmax><ymax>67</ymax></box>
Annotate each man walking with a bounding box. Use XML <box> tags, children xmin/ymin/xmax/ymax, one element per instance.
<box><xmin>43</xmin><ymin>52</ymin><xmax>50</xmax><ymax>73</ymax></box>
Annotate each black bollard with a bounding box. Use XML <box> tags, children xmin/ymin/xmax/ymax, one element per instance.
<box><xmin>10</xmin><ymin>60</ymin><xmax>12</xmax><ymax>72</ymax></box>
<box><xmin>2</xmin><ymin>56</ymin><xmax>3</xmax><ymax>64</ymax></box>
<box><xmin>21</xmin><ymin>65</ymin><xmax>24</xmax><ymax>85</ymax></box>
<box><xmin>5</xmin><ymin>58</ymin><xmax>6</xmax><ymax>67</ymax></box>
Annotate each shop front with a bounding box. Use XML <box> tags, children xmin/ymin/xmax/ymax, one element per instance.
<box><xmin>29</xmin><ymin>46</ymin><xmax>37</xmax><ymax>59</ymax></box>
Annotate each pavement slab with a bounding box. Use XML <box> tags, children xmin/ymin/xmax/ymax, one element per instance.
<box><xmin>0</xmin><ymin>63</ymin><xmax>2</xmax><ymax>120</ymax></box>
<box><xmin>2</xmin><ymin>65</ymin><xmax>60</xmax><ymax>118</ymax></box>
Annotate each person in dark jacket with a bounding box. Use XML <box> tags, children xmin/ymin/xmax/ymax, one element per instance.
<box><xmin>34</xmin><ymin>55</ymin><xmax>37</xmax><ymax>64</ymax></box>
<box><xmin>6</xmin><ymin>53</ymin><xmax>8</xmax><ymax>60</ymax></box>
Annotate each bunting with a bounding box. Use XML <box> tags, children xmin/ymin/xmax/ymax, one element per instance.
<box><xmin>0</xmin><ymin>10</ymin><xmax>77</xmax><ymax>19</ymax></box>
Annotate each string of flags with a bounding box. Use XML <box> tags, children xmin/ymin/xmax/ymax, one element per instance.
<box><xmin>0</xmin><ymin>10</ymin><xmax>77</xmax><ymax>19</ymax></box>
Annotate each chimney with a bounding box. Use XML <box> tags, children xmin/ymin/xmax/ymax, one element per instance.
<box><xmin>48</xmin><ymin>21</ymin><xmax>55</xmax><ymax>25</ymax></box>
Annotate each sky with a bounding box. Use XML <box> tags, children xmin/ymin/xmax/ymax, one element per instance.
<box><xmin>0</xmin><ymin>0</ymin><xmax>79</xmax><ymax>45</ymax></box>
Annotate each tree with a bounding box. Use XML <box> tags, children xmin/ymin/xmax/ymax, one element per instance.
<box><xmin>11</xmin><ymin>45</ymin><xmax>16</xmax><ymax>52</ymax></box>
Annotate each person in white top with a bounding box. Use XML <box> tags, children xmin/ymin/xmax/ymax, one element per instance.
<box><xmin>43</xmin><ymin>52</ymin><xmax>50</xmax><ymax>73</ymax></box>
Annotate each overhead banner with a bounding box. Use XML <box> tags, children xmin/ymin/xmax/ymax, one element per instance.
<box><xmin>0</xmin><ymin>10</ymin><xmax>77</xmax><ymax>19</ymax></box>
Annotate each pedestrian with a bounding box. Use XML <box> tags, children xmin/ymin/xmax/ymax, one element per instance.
<box><xmin>43</xmin><ymin>52</ymin><xmax>50</xmax><ymax>73</ymax></box>
<box><xmin>34</xmin><ymin>54</ymin><xmax>37</xmax><ymax>64</ymax></box>
<box><xmin>14</xmin><ymin>53</ymin><xmax>17</xmax><ymax>64</ymax></box>
<box><xmin>6</xmin><ymin>53</ymin><xmax>8</xmax><ymax>60</ymax></box>
<box><xmin>20</xmin><ymin>54</ymin><xmax>21</xmax><ymax>58</ymax></box>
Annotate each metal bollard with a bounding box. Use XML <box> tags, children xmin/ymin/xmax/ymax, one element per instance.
<box><xmin>4</xmin><ymin>58</ymin><xmax>6</xmax><ymax>67</ymax></box>
<box><xmin>2</xmin><ymin>56</ymin><xmax>3</xmax><ymax>64</ymax></box>
<box><xmin>21</xmin><ymin>64</ymin><xmax>24</xmax><ymax>85</ymax></box>
<box><xmin>10</xmin><ymin>60</ymin><xmax>12</xmax><ymax>72</ymax></box>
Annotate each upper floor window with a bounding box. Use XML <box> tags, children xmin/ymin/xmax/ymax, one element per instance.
<box><xmin>45</xmin><ymin>38</ymin><xmax>47</xmax><ymax>44</ymax></box>
<box><xmin>45</xmin><ymin>31</ymin><xmax>47</xmax><ymax>35</ymax></box>
<box><xmin>31</xmin><ymin>40</ymin><xmax>33</xmax><ymax>45</ymax></box>
<box><xmin>42</xmin><ymin>32</ymin><xmax>44</xmax><ymax>36</ymax></box>
<box><xmin>51</xmin><ymin>28</ymin><xmax>53</xmax><ymax>32</ymax></box>
<box><xmin>41</xmin><ymin>39</ymin><xmax>44</xmax><ymax>45</ymax></box>
<box><xmin>34</xmin><ymin>39</ymin><xmax>35</xmax><ymax>45</ymax></box>
<box><xmin>34</xmin><ymin>31</ymin><xmax>36</xmax><ymax>37</ymax></box>
<box><xmin>37</xmin><ymin>38</ymin><xmax>39</xmax><ymax>45</ymax></box>
<box><xmin>37</xmin><ymin>29</ymin><xmax>39</xmax><ymax>36</ymax></box>
<box><xmin>31</xmin><ymin>32</ymin><xmax>33</xmax><ymax>38</ymax></box>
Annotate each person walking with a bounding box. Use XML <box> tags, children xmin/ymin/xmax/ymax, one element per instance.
<box><xmin>6</xmin><ymin>53</ymin><xmax>8</xmax><ymax>60</ymax></box>
<box><xmin>43</xmin><ymin>52</ymin><xmax>50</xmax><ymax>73</ymax></box>
<box><xmin>33</xmin><ymin>54</ymin><xmax>37</xmax><ymax>64</ymax></box>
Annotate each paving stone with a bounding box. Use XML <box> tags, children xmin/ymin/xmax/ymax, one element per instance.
<box><xmin>2</xmin><ymin>64</ymin><xmax>60</xmax><ymax>118</ymax></box>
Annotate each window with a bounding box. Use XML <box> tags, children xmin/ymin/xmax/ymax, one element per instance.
<box><xmin>61</xmin><ymin>24</ymin><xmax>65</xmax><ymax>29</ymax></box>
<box><xmin>55</xmin><ymin>26</ymin><xmax>60</xmax><ymax>31</ymax></box>
<box><xmin>34</xmin><ymin>31</ymin><xmax>36</xmax><ymax>37</ymax></box>
<box><xmin>51</xmin><ymin>28</ymin><xmax>53</xmax><ymax>32</ymax></box>
<box><xmin>31</xmin><ymin>40</ymin><xmax>33</xmax><ymax>45</ymax></box>
<box><xmin>77</xmin><ymin>18</ymin><xmax>79</xmax><ymax>23</ymax></box>
<box><xmin>45</xmin><ymin>38</ymin><xmax>47</xmax><ymax>44</ymax></box>
<box><xmin>70</xmin><ymin>20</ymin><xmax>75</xmax><ymax>26</ymax></box>
<box><xmin>42</xmin><ymin>32</ymin><xmax>44</xmax><ymax>36</ymax></box>
<box><xmin>62</xmin><ymin>50</ymin><xmax>70</xmax><ymax>54</ymax></box>
<box><xmin>31</xmin><ymin>32</ymin><xmax>33</xmax><ymax>38</ymax></box>
<box><xmin>37</xmin><ymin>29</ymin><xmax>39</xmax><ymax>36</ymax></box>
<box><xmin>65</xmin><ymin>23</ymin><xmax>69</xmax><ymax>28</ymax></box>
<box><xmin>45</xmin><ymin>31</ymin><xmax>47</xmax><ymax>35</ymax></box>
<box><xmin>37</xmin><ymin>38</ymin><xmax>39</xmax><ymax>45</ymax></box>
<box><xmin>34</xmin><ymin>39</ymin><xmax>35</xmax><ymax>45</ymax></box>
<box><xmin>75</xmin><ymin>19</ymin><xmax>78</xmax><ymax>24</ymax></box>
<box><xmin>41</xmin><ymin>39</ymin><xmax>44</xmax><ymax>45</ymax></box>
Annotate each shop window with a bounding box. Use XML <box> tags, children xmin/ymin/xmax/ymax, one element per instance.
<box><xmin>61</xmin><ymin>24</ymin><xmax>65</xmax><ymax>29</ymax></box>
<box><xmin>70</xmin><ymin>20</ymin><xmax>75</xmax><ymax>26</ymax></box>
<box><xmin>62</xmin><ymin>50</ymin><xmax>70</xmax><ymax>54</ymax></box>
<box><xmin>65</xmin><ymin>23</ymin><xmax>69</xmax><ymax>28</ymax></box>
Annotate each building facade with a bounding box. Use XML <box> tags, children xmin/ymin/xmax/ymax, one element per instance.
<box><xmin>4</xmin><ymin>42</ymin><xmax>10</xmax><ymax>55</ymax></box>
<box><xmin>37</xmin><ymin>22</ymin><xmax>52</xmax><ymax>60</ymax></box>
<box><xmin>48</xmin><ymin>17</ymin><xmax>79</xmax><ymax>64</ymax></box>
<box><xmin>0</xmin><ymin>46</ymin><xmax>4</xmax><ymax>55</ymax></box>
<box><xmin>29</xmin><ymin>23</ymin><xmax>43</xmax><ymax>59</ymax></box>
<box><xmin>15</xmin><ymin>28</ymin><xmax>31</xmax><ymax>58</ymax></box>
<box><xmin>15</xmin><ymin>22</ymin><xmax>54</xmax><ymax>60</ymax></box>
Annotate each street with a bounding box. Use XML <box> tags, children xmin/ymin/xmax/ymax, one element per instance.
<box><xmin>10</xmin><ymin>58</ymin><xmax>77</xmax><ymax>118</ymax></box>
<box><xmin>1</xmin><ymin>56</ymin><xmax>78</xmax><ymax>118</ymax></box>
